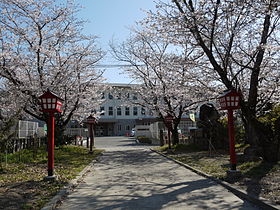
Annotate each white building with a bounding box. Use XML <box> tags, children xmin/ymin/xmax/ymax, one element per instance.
<box><xmin>96</xmin><ymin>83</ymin><xmax>157</xmax><ymax>136</ymax></box>
<box><xmin>95</xmin><ymin>83</ymin><xmax>196</xmax><ymax>137</ymax></box>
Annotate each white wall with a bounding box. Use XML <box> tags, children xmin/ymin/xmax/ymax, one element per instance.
<box><xmin>135</xmin><ymin>125</ymin><xmax>152</xmax><ymax>138</ymax></box>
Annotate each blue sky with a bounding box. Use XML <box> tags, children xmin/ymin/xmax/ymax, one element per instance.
<box><xmin>77</xmin><ymin>0</ymin><xmax>157</xmax><ymax>84</ymax></box>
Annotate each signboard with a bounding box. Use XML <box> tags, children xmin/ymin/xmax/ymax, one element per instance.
<box><xmin>189</xmin><ymin>113</ymin><xmax>196</xmax><ymax>122</ymax></box>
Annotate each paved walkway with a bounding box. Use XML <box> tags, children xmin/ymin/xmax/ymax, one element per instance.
<box><xmin>56</xmin><ymin>137</ymin><xmax>258</xmax><ymax>210</ymax></box>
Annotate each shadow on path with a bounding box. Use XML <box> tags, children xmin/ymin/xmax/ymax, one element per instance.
<box><xmin>57</xmin><ymin>148</ymin><xmax>257</xmax><ymax>210</ymax></box>
<box><xmin>61</xmin><ymin>178</ymin><xmax>253</xmax><ymax>210</ymax></box>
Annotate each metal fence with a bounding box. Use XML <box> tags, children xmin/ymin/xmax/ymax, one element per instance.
<box><xmin>2</xmin><ymin>121</ymin><xmax>90</xmax><ymax>154</ymax></box>
<box><xmin>0</xmin><ymin>120</ymin><xmax>46</xmax><ymax>154</ymax></box>
<box><xmin>5</xmin><ymin>137</ymin><xmax>47</xmax><ymax>153</ymax></box>
<box><xmin>17</xmin><ymin>120</ymin><xmax>40</xmax><ymax>139</ymax></box>
<box><xmin>65</xmin><ymin>128</ymin><xmax>89</xmax><ymax>138</ymax></box>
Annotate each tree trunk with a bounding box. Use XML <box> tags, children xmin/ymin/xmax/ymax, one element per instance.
<box><xmin>55</xmin><ymin>122</ymin><xmax>66</xmax><ymax>146</ymax></box>
<box><xmin>273</xmin><ymin>117</ymin><xmax>280</xmax><ymax>161</ymax></box>
<box><xmin>171</xmin><ymin>126</ymin><xmax>179</xmax><ymax>145</ymax></box>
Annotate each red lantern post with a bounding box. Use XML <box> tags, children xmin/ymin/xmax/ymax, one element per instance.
<box><xmin>39</xmin><ymin>89</ymin><xmax>63</xmax><ymax>179</ymax></box>
<box><xmin>86</xmin><ymin>115</ymin><xmax>97</xmax><ymax>154</ymax></box>
<box><xmin>218</xmin><ymin>89</ymin><xmax>241</xmax><ymax>171</ymax></box>
<box><xmin>164</xmin><ymin>114</ymin><xmax>174</xmax><ymax>149</ymax></box>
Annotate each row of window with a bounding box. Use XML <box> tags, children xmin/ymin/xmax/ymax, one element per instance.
<box><xmin>96</xmin><ymin>125</ymin><xmax>133</xmax><ymax>131</ymax></box>
<box><xmin>102</xmin><ymin>92</ymin><xmax>138</xmax><ymax>100</ymax></box>
<box><xmin>117</xmin><ymin>124</ymin><xmax>133</xmax><ymax>131</ymax></box>
<box><xmin>100</xmin><ymin>106</ymin><xmax>147</xmax><ymax>116</ymax></box>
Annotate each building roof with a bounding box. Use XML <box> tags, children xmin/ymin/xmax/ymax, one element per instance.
<box><xmin>104</xmin><ymin>83</ymin><xmax>139</xmax><ymax>88</ymax></box>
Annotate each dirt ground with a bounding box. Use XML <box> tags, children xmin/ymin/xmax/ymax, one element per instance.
<box><xmin>0</xmin><ymin>164</ymin><xmax>64</xmax><ymax>210</ymax></box>
<box><xmin>0</xmin><ymin>180</ymin><xmax>48</xmax><ymax>209</ymax></box>
<box><xmin>165</xmin><ymin>150</ymin><xmax>280</xmax><ymax>206</ymax></box>
<box><xmin>233</xmin><ymin>170</ymin><xmax>280</xmax><ymax>205</ymax></box>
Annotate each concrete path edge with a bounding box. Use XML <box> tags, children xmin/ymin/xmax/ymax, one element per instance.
<box><xmin>41</xmin><ymin>147</ymin><xmax>280</xmax><ymax>210</ymax></box>
<box><xmin>41</xmin><ymin>159</ymin><xmax>99</xmax><ymax>210</ymax></box>
<box><xmin>151</xmin><ymin>149</ymin><xmax>280</xmax><ymax>210</ymax></box>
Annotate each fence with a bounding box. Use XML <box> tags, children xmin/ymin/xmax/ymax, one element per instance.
<box><xmin>4</xmin><ymin>136</ymin><xmax>47</xmax><ymax>154</ymax></box>
<box><xmin>2</xmin><ymin>124</ymin><xmax>90</xmax><ymax>154</ymax></box>
<box><xmin>65</xmin><ymin>128</ymin><xmax>89</xmax><ymax>138</ymax></box>
<box><xmin>17</xmin><ymin>121</ymin><xmax>41</xmax><ymax>138</ymax></box>
<box><xmin>1</xmin><ymin>120</ymin><xmax>46</xmax><ymax>154</ymax></box>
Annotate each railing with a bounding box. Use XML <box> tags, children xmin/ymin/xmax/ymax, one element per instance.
<box><xmin>65</xmin><ymin>128</ymin><xmax>89</xmax><ymax>138</ymax></box>
<box><xmin>10</xmin><ymin>120</ymin><xmax>45</xmax><ymax>139</ymax></box>
<box><xmin>4</xmin><ymin>136</ymin><xmax>47</xmax><ymax>153</ymax></box>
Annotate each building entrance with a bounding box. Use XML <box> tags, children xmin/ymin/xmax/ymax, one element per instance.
<box><xmin>95</xmin><ymin>123</ymin><xmax>115</xmax><ymax>136</ymax></box>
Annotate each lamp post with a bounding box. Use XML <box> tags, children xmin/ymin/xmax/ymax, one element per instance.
<box><xmin>164</xmin><ymin>114</ymin><xmax>174</xmax><ymax>149</ymax></box>
<box><xmin>86</xmin><ymin>115</ymin><xmax>97</xmax><ymax>154</ymax></box>
<box><xmin>218</xmin><ymin>89</ymin><xmax>241</xmax><ymax>171</ymax></box>
<box><xmin>39</xmin><ymin>89</ymin><xmax>63</xmax><ymax>179</ymax></box>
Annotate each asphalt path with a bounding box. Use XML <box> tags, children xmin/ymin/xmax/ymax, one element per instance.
<box><xmin>93</xmin><ymin>136</ymin><xmax>152</xmax><ymax>150</ymax></box>
<box><xmin>56</xmin><ymin>136</ymin><xmax>259</xmax><ymax>210</ymax></box>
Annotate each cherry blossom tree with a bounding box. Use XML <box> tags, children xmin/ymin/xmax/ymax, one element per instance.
<box><xmin>111</xmin><ymin>29</ymin><xmax>215</xmax><ymax>144</ymax></box>
<box><xmin>143</xmin><ymin>0</ymin><xmax>280</xmax><ymax>160</ymax></box>
<box><xmin>0</xmin><ymin>0</ymin><xmax>106</xmax><ymax>143</ymax></box>
<box><xmin>0</xmin><ymin>78</ymin><xmax>23</xmax><ymax>156</ymax></box>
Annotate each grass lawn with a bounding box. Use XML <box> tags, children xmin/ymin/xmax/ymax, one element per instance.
<box><xmin>0</xmin><ymin>145</ymin><xmax>103</xmax><ymax>209</ymax></box>
<box><xmin>156</xmin><ymin>144</ymin><xmax>280</xmax><ymax>205</ymax></box>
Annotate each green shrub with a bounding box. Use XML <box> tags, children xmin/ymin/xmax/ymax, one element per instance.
<box><xmin>259</xmin><ymin>104</ymin><xmax>280</xmax><ymax>131</ymax></box>
<box><xmin>173</xmin><ymin>143</ymin><xmax>203</xmax><ymax>152</ymax></box>
<box><xmin>235</xmin><ymin>143</ymin><xmax>250</xmax><ymax>153</ymax></box>
<box><xmin>137</xmin><ymin>136</ymin><xmax>152</xmax><ymax>144</ymax></box>
<box><xmin>156</xmin><ymin>143</ymin><xmax>204</xmax><ymax>152</ymax></box>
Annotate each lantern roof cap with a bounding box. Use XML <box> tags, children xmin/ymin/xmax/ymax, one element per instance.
<box><xmin>86</xmin><ymin>114</ymin><xmax>97</xmax><ymax>124</ymax></box>
<box><xmin>39</xmin><ymin>89</ymin><xmax>64</xmax><ymax>101</ymax></box>
<box><xmin>165</xmin><ymin>113</ymin><xmax>173</xmax><ymax>118</ymax></box>
<box><xmin>218</xmin><ymin>89</ymin><xmax>240</xmax><ymax>98</ymax></box>
<box><xmin>164</xmin><ymin>113</ymin><xmax>174</xmax><ymax>121</ymax></box>
<box><xmin>87</xmin><ymin>114</ymin><xmax>96</xmax><ymax>120</ymax></box>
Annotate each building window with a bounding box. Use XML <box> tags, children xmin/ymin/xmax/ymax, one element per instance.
<box><xmin>132</xmin><ymin>93</ymin><xmax>137</xmax><ymax>100</ymax></box>
<box><xmin>108</xmin><ymin>93</ymin><xmax>113</xmax><ymax>99</ymax></box>
<box><xmin>126</xmin><ymin>92</ymin><xmax>130</xmax><ymax>99</ymax></box>
<box><xmin>117</xmin><ymin>107</ymin><xmax>122</xmax><ymax>115</ymax></box>
<box><xmin>118</xmin><ymin>125</ymin><xmax>122</xmax><ymax>131</ymax></box>
<box><xmin>101</xmin><ymin>93</ymin><xmax>105</xmax><ymax>99</ymax></box>
<box><xmin>109</xmin><ymin>107</ymin><xmax>113</xmax><ymax>116</ymax></box>
<box><xmin>125</xmin><ymin>125</ymin><xmax>130</xmax><ymax>131</ymax></box>
<box><xmin>100</xmin><ymin>106</ymin><xmax>105</xmax><ymax>115</ymax></box>
<box><xmin>141</xmin><ymin>108</ymin><xmax>146</xmax><ymax>115</ymax></box>
<box><xmin>117</xmin><ymin>92</ymin><xmax>121</xmax><ymax>100</ymax></box>
<box><xmin>133</xmin><ymin>107</ymin><xmax>138</xmax><ymax>116</ymax></box>
<box><xmin>125</xmin><ymin>107</ymin><xmax>130</xmax><ymax>116</ymax></box>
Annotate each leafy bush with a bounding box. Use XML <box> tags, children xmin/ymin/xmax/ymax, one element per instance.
<box><xmin>219</xmin><ymin>116</ymin><xmax>245</xmax><ymax>144</ymax></box>
<box><xmin>259</xmin><ymin>105</ymin><xmax>280</xmax><ymax>131</ymax></box>
<box><xmin>156</xmin><ymin>143</ymin><xmax>205</xmax><ymax>152</ymax></box>
<box><xmin>235</xmin><ymin>143</ymin><xmax>250</xmax><ymax>153</ymax></box>
<box><xmin>137</xmin><ymin>136</ymin><xmax>152</xmax><ymax>144</ymax></box>
<box><xmin>173</xmin><ymin>143</ymin><xmax>204</xmax><ymax>152</ymax></box>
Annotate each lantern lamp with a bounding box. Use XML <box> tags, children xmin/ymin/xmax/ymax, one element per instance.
<box><xmin>39</xmin><ymin>89</ymin><xmax>63</xmax><ymax>179</ymax></box>
<box><xmin>87</xmin><ymin>115</ymin><xmax>97</xmax><ymax>124</ymax></box>
<box><xmin>218</xmin><ymin>89</ymin><xmax>241</xmax><ymax>110</ymax></box>
<box><xmin>217</xmin><ymin>89</ymin><xmax>242</xmax><ymax>173</ymax></box>
<box><xmin>165</xmin><ymin>113</ymin><xmax>174</xmax><ymax>124</ymax></box>
<box><xmin>86</xmin><ymin>114</ymin><xmax>97</xmax><ymax>154</ymax></box>
<box><xmin>39</xmin><ymin>89</ymin><xmax>63</xmax><ymax>113</ymax></box>
<box><xmin>164</xmin><ymin>114</ymin><xmax>174</xmax><ymax>149</ymax></box>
